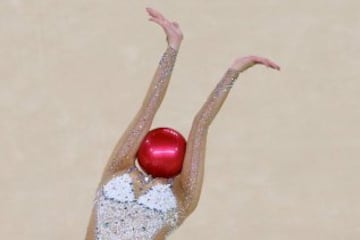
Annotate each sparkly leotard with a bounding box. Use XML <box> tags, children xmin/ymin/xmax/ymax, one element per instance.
<box><xmin>95</xmin><ymin>168</ymin><xmax>178</xmax><ymax>240</ymax></box>
<box><xmin>90</xmin><ymin>46</ymin><xmax>241</xmax><ymax>240</ymax></box>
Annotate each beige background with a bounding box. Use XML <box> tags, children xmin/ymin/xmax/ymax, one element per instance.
<box><xmin>1</xmin><ymin>0</ymin><xmax>359</xmax><ymax>239</ymax></box>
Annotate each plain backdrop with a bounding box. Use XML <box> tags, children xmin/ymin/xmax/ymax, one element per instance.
<box><xmin>1</xmin><ymin>0</ymin><xmax>359</xmax><ymax>239</ymax></box>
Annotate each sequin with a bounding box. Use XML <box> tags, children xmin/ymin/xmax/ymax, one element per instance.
<box><xmin>95</xmin><ymin>173</ymin><xmax>178</xmax><ymax>240</ymax></box>
<box><xmin>183</xmin><ymin>68</ymin><xmax>241</xmax><ymax>206</ymax></box>
<box><xmin>111</xmin><ymin>47</ymin><xmax>178</xmax><ymax>170</ymax></box>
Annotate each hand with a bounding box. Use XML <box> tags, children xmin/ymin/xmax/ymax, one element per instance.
<box><xmin>146</xmin><ymin>7</ymin><xmax>183</xmax><ymax>50</ymax></box>
<box><xmin>230</xmin><ymin>56</ymin><xmax>281</xmax><ymax>72</ymax></box>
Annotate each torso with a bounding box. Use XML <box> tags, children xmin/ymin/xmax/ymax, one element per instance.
<box><xmin>94</xmin><ymin>167</ymin><xmax>180</xmax><ymax>240</ymax></box>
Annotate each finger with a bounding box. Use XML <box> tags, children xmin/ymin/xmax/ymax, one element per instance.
<box><xmin>148</xmin><ymin>17</ymin><xmax>166</xmax><ymax>28</ymax></box>
<box><xmin>253</xmin><ymin>57</ymin><xmax>280</xmax><ymax>71</ymax></box>
<box><xmin>146</xmin><ymin>8</ymin><xmax>159</xmax><ymax>19</ymax></box>
<box><xmin>268</xmin><ymin>60</ymin><xmax>281</xmax><ymax>70</ymax></box>
<box><xmin>172</xmin><ymin>21</ymin><xmax>179</xmax><ymax>28</ymax></box>
<box><xmin>262</xmin><ymin>58</ymin><xmax>281</xmax><ymax>70</ymax></box>
<box><xmin>146</xmin><ymin>7</ymin><xmax>165</xmax><ymax>20</ymax></box>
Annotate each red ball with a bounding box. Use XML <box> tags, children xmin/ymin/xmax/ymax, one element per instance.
<box><xmin>137</xmin><ymin>127</ymin><xmax>187</xmax><ymax>178</ymax></box>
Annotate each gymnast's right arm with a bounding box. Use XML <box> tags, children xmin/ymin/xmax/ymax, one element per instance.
<box><xmin>101</xmin><ymin>8</ymin><xmax>183</xmax><ymax>178</ymax></box>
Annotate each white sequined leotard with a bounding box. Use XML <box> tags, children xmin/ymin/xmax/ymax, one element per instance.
<box><xmin>95</xmin><ymin>168</ymin><xmax>178</xmax><ymax>240</ymax></box>
<box><xmin>92</xmin><ymin>46</ymin><xmax>242</xmax><ymax>239</ymax></box>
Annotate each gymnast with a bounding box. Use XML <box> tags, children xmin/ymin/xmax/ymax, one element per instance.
<box><xmin>85</xmin><ymin>7</ymin><xmax>280</xmax><ymax>240</ymax></box>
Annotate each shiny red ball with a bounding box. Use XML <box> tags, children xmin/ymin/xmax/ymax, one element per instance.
<box><xmin>137</xmin><ymin>127</ymin><xmax>186</xmax><ymax>178</ymax></box>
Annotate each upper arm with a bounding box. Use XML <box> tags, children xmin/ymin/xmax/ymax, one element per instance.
<box><xmin>101</xmin><ymin>111</ymin><xmax>152</xmax><ymax>178</ymax></box>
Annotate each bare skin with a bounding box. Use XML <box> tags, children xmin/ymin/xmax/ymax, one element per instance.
<box><xmin>85</xmin><ymin>7</ymin><xmax>280</xmax><ymax>240</ymax></box>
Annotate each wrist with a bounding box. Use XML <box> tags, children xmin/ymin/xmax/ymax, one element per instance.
<box><xmin>168</xmin><ymin>40</ymin><xmax>182</xmax><ymax>51</ymax></box>
<box><xmin>225</xmin><ymin>68</ymin><xmax>241</xmax><ymax>81</ymax></box>
<box><xmin>230</xmin><ymin>61</ymin><xmax>253</xmax><ymax>73</ymax></box>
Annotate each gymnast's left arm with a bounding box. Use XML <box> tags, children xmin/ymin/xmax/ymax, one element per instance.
<box><xmin>178</xmin><ymin>56</ymin><xmax>280</xmax><ymax>215</ymax></box>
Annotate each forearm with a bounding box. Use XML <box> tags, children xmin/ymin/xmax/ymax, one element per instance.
<box><xmin>195</xmin><ymin>68</ymin><xmax>240</xmax><ymax>127</ymax></box>
<box><xmin>140</xmin><ymin>46</ymin><xmax>178</xmax><ymax>118</ymax></box>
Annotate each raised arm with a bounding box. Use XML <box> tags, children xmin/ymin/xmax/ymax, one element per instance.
<box><xmin>102</xmin><ymin>8</ymin><xmax>184</xmax><ymax>177</ymax></box>
<box><xmin>179</xmin><ymin>56</ymin><xmax>280</xmax><ymax>214</ymax></box>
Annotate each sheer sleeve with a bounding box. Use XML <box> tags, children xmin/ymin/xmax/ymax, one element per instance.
<box><xmin>103</xmin><ymin>46</ymin><xmax>178</xmax><ymax>176</ymax></box>
<box><xmin>179</xmin><ymin>68</ymin><xmax>241</xmax><ymax>214</ymax></box>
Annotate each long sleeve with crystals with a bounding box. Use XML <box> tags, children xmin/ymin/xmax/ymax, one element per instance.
<box><xmin>103</xmin><ymin>47</ymin><xmax>178</xmax><ymax>176</ymax></box>
<box><xmin>179</xmin><ymin>68</ymin><xmax>241</xmax><ymax>214</ymax></box>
